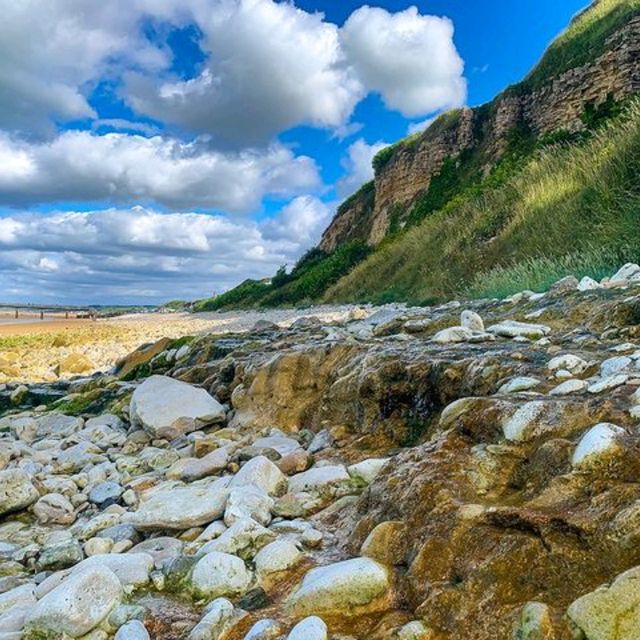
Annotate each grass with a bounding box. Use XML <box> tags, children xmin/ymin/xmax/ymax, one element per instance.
<box><xmin>324</xmin><ymin>101</ymin><xmax>640</xmax><ymax>304</ymax></box>
<box><xmin>515</xmin><ymin>0</ymin><xmax>640</xmax><ymax>92</ymax></box>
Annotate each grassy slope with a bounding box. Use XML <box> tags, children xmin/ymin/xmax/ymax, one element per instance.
<box><xmin>325</xmin><ymin>102</ymin><xmax>640</xmax><ymax>304</ymax></box>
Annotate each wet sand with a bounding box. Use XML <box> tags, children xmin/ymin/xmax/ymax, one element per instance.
<box><xmin>0</xmin><ymin>318</ymin><xmax>92</xmax><ymax>336</ymax></box>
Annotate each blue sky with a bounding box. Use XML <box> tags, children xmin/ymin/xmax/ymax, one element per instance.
<box><xmin>0</xmin><ymin>0</ymin><xmax>587</xmax><ymax>304</ymax></box>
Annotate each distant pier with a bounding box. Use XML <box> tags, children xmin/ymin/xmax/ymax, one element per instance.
<box><xmin>0</xmin><ymin>303</ymin><xmax>97</xmax><ymax>321</ymax></box>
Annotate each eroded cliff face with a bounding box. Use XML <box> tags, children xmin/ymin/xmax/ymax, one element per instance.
<box><xmin>320</xmin><ymin>14</ymin><xmax>640</xmax><ymax>250</ymax></box>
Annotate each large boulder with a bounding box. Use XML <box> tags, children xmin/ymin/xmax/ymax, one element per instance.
<box><xmin>126</xmin><ymin>476</ymin><xmax>230</xmax><ymax>530</ymax></box>
<box><xmin>288</xmin><ymin>558</ymin><xmax>391</xmax><ymax>617</ymax></box>
<box><xmin>229</xmin><ymin>456</ymin><xmax>288</xmax><ymax>496</ymax></box>
<box><xmin>130</xmin><ymin>375</ymin><xmax>226</xmax><ymax>439</ymax></box>
<box><xmin>568</xmin><ymin>566</ymin><xmax>640</xmax><ymax>640</ymax></box>
<box><xmin>0</xmin><ymin>469</ymin><xmax>39</xmax><ymax>517</ymax></box>
<box><xmin>190</xmin><ymin>551</ymin><xmax>252</xmax><ymax>600</ymax></box>
<box><xmin>24</xmin><ymin>566</ymin><xmax>122</xmax><ymax>638</ymax></box>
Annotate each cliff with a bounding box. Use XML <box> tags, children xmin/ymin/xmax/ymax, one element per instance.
<box><xmin>319</xmin><ymin>5</ymin><xmax>640</xmax><ymax>250</ymax></box>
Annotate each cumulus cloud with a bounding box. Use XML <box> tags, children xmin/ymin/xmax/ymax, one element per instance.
<box><xmin>0</xmin><ymin>0</ymin><xmax>169</xmax><ymax>137</ymax></box>
<box><xmin>0</xmin><ymin>131</ymin><xmax>320</xmax><ymax>212</ymax></box>
<box><xmin>407</xmin><ymin>116</ymin><xmax>436</xmax><ymax>136</ymax></box>
<box><xmin>341</xmin><ymin>6</ymin><xmax>466</xmax><ymax>117</ymax></box>
<box><xmin>124</xmin><ymin>0</ymin><xmax>363</xmax><ymax>146</ymax></box>
<box><xmin>336</xmin><ymin>138</ymin><xmax>388</xmax><ymax>198</ymax></box>
<box><xmin>0</xmin><ymin>201</ymin><xmax>330</xmax><ymax>304</ymax></box>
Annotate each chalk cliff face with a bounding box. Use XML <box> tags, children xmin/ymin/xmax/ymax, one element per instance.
<box><xmin>319</xmin><ymin>14</ymin><xmax>640</xmax><ymax>251</ymax></box>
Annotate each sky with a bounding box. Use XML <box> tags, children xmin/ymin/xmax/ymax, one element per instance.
<box><xmin>0</xmin><ymin>0</ymin><xmax>588</xmax><ymax>305</ymax></box>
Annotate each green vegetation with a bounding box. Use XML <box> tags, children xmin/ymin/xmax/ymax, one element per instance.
<box><xmin>325</xmin><ymin>101</ymin><xmax>640</xmax><ymax>304</ymax></box>
<box><xmin>193</xmin><ymin>241</ymin><xmax>371</xmax><ymax>311</ymax></box>
<box><xmin>515</xmin><ymin>0</ymin><xmax>640</xmax><ymax>91</ymax></box>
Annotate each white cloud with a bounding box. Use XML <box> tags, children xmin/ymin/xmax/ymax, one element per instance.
<box><xmin>337</xmin><ymin>138</ymin><xmax>387</xmax><ymax>197</ymax></box>
<box><xmin>0</xmin><ymin>201</ymin><xmax>330</xmax><ymax>304</ymax></box>
<box><xmin>341</xmin><ymin>6</ymin><xmax>466</xmax><ymax>117</ymax></box>
<box><xmin>0</xmin><ymin>0</ymin><xmax>169</xmax><ymax>137</ymax></box>
<box><xmin>407</xmin><ymin>116</ymin><xmax>436</xmax><ymax>136</ymax></box>
<box><xmin>0</xmin><ymin>131</ymin><xmax>320</xmax><ymax>212</ymax></box>
<box><xmin>124</xmin><ymin>0</ymin><xmax>364</xmax><ymax>146</ymax></box>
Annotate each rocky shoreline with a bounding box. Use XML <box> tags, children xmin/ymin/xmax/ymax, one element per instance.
<box><xmin>4</xmin><ymin>266</ymin><xmax>640</xmax><ymax>639</ymax></box>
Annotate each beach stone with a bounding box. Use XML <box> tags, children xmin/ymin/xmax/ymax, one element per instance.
<box><xmin>487</xmin><ymin>321</ymin><xmax>550</xmax><ymax>339</ymax></box>
<box><xmin>130</xmin><ymin>375</ymin><xmax>226</xmax><ymax>439</ymax></box>
<box><xmin>347</xmin><ymin>458</ymin><xmax>388</xmax><ymax>484</ymax></box>
<box><xmin>288</xmin><ymin>558</ymin><xmax>390</xmax><ymax>616</ymax></box>
<box><xmin>288</xmin><ymin>465</ymin><xmax>349</xmax><ymax>494</ymax></box>
<box><xmin>190</xmin><ymin>551</ymin><xmax>252</xmax><ymax>600</ymax></box>
<box><xmin>255</xmin><ymin>539</ymin><xmax>303</xmax><ymax>579</ymax></box>
<box><xmin>244</xmin><ymin>619</ymin><xmax>282</xmax><ymax>640</ymax></box>
<box><xmin>37</xmin><ymin>539</ymin><xmax>84</xmax><ymax>571</ymax></box>
<box><xmin>24</xmin><ymin>566</ymin><xmax>122</xmax><ymax>638</ymax></box>
<box><xmin>502</xmin><ymin>401</ymin><xmax>546</xmax><ymax>442</ymax></box>
<box><xmin>166</xmin><ymin>448</ymin><xmax>229</xmax><ymax>482</ymax></box>
<box><xmin>230</xmin><ymin>456</ymin><xmax>288</xmax><ymax>496</ymax></box>
<box><xmin>114</xmin><ymin>620</ymin><xmax>150</xmax><ymax>640</ymax></box>
<box><xmin>498</xmin><ymin>377</ymin><xmax>541</xmax><ymax>394</ymax></box>
<box><xmin>0</xmin><ymin>584</ymin><xmax>36</xmax><ymax>616</ymax></box>
<box><xmin>572</xmin><ymin>423</ymin><xmax>626</xmax><ymax>469</ymax></box>
<box><xmin>432</xmin><ymin>326</ymin><xmax>474</xmax><ymax>344</ymax></box>
<box><xmin>578</xmin><ymin>276</ymin><xmax>601</xmax><ymax>291</ymax></box>
<box><xmin>286</xmin><ymin>616</ymin><xmax>328</xmax><ymax>640</ymax></box>
<box><xmin>201</xmin><ymin>518</ymin><xmax>276</xmax><ymax>560</ymax></box>
<box><xmin>89</xmin><ymin>481</ymin><xmax>124</xmax><ymax>508</ymax></box>
<box><xmin>568</xmin><ymin>566</ymin><xmax>640</xmax><ymax>640</ymax></box>
<box><xmin>549</xmin><ymin>379</ymin><xmax>589</xmax><ymax>395</ymax></box>
<box><xmin>56</xmin><ymin>353</ymin><xmax>95</xmax><ymax>376</ymax></box>
<box><xmin>460</xmin><ymin>310</ymin><xmax>484</xmax><ymax>331</ymax></box>
<box><xmin>126</xmin><ymin>476</ymin><xmax>230</xmax><ymax>530</ymax></box>
<box><xmin>225</xmin><ymin>486</ymin><xmax>274</xmax><ymax>527</ymax></box>
<box><xmin>33</xmin><ymin>492</ymin><xmax>75</xmax><ymax>524</ymax></box>
<box><xmin>0</xmin><ymin>469</ymin><xmax>39</xmax><ymax>517</ymax></box>
<box><xmin>188</xmin><ymin>598</ymin><xmax>245</xmax><ymax>640</ymax></box>
<box><xmin>130</xmin><ymin>537</ymin><xmax>184</xmax><ymax>567</ymax></box>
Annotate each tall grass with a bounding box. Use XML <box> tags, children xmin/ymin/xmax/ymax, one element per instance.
<box><xmin>324</xmin><ymin>101</ymin><xmax>640</xmax><ymax>304</ymax></box>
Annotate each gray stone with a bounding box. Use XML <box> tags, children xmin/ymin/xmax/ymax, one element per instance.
<box><xmin>0</xmin><ymin>469</ymin><xmax>39</xmax><ymax>517</ymax></box>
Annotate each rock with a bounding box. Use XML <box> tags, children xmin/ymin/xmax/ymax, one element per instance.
<box><xmin>130</xmin><ymin>375</ymin><xmax>226</xmax><ymax>439</ymax></box>
<box><xmin>190</xmin><ymin>551</ymin><xmax>252</xmax><ymax>600</ymax></box>
<box><xmin>568</xmin><ymin>566</ymin><xmax>640</xmax><ymax>640</ymax></box>
<box><xmin>277</xmin><ymin>449</ymin><xmax>312</xmax><ymax>475</ymax></box>
<box><xmin>126</xmin><ymin>476</ymin><xmax>230</xmax><ymax>530</ymax></box>
<box><xmin>55</xmin><ymin>441</ymin><xmax>105</xmax><ymax>473</ymax></box>
<box><xmin>0</xmin><ymin>584</ymin><xmax>36</xmax><ymax>616</ymax></box>
<box><xmin>188</xmin><ymin>598</ymin><xmax>246</xmax><ymax>640</ymax></box>
<box><xmin>37</xmin><ymin>538</ymin><xmax>84</xmax><ymax>571</ymax></box>
<box><xmin>225</xmin><ymin>486</ymin><xmax>274</xmax><ymax>527</ymax></box>
<box><xmin>252</xmin><ymin>320</ymin><xmax>280</xmax><ymax>333</ymax></box>
<box><xmin>288</xmin><ymin>558</ymin><xmax>390</xmax><ymax>616</ymax></box>
<box><xmin>513</xmin><ymin>602</ymin><xmax>553</xmax><ymax>640</ymax></box>
<box><xmin>361</xmin><ymin>521</ymin><xmax>406</xmax><ymax>565</ymax></box>
<box><xmin>572</xmin><ymin>423</ymin><xmax>626</xmax><ymax>469</ymax></box>
<box><xmin>254</xmin><ymin>539</ymin><xmax>304</xmax><ymax>579</ymax></box>
<box><xmin>130</xmin><ymin>537</ymin><xmax>183</xmax><ymax>567</ymax></box>
<box><xmin>250</xmin><ymin>434</ymin><xmax>302</xmax><ymax>457</ymax></box>
<box><xmin>244</xmin><ymin>619</ymin><xmax>282</xmax><ymax>640</ymax></box>
<box><xmin>347</xmin><ymin>458</ymin><xmax>388</xmax><ymax>484</ymax></box>
<box><xmin>487</xmin><ymin>321</ymin><xmax>550</xmax><ymax>340</ymax></box>
<box><xmin>167</xmin><ymin>448</ymin><xmax>230</xmax><ymax>482</ymax></box>
<box><xmin>550</xmin><ymin>275</ymin><xmax>579</xmax><ymax>294</ymax></box>
<box><xmin>578</xmin><ymin>276</ymin><xmax>601</xmax><ymax>291</ymax></box>
<box><xmin>24</xmin><ymin>566</ymin><xmax>122</xmax><ymax>638</ymax></box>
<box><xmin>549</xmin><ymin>379</ymin><xmax>589</xmax><ymax>395</ymax></box>
<box><xmin>89</xmin><ymin>481</ymin><xmax>124</xmax><ymax>508</ymax></box>
<box><xmin>201</xmin><ymin>518</ymin><xmax>276</xmax><ymax>560</ymax></box>
<box><xmin>288</xmin><ymin>465</ymin><xmax>350</xmax><ymax>494</ymax></box>
<box><xmin>0</xmin><ymin>469</ymin><xmax>39</xmax><ymax>517</ymax></box>
<box><xmin>502</xmin><ymin>401</ymin><xmax>546</xmax><ymax>442</ymax></box>
<box><xmin>610</xmin><ymin>263</ymin><xmax>640</xmax><ymax>283</ymax></box>
<box><xmin>56</xmin><ymin>353</ymin><xmax>95</xmax><ymax>376</ymax></box>
<box><xmin>397</xmin><ymin>620</ymin><xmax>432</xmax><ymax>640</ymax></box>
<box><xmin>230</xmin><ymin>456</ymin><xmax>288</xmax><ymax>496</ymax></box>
<box><xmin>84</xmin><ymin>538</ymin><xmax>114</xmax><ymax>556</ymax></box>
<box><xmin>432</xmin><ymin>326</ymin><xmax>474</xmax><ymax>344</ymax></box>
<box><xmin>286</xmin><ymin>616</ymin><xmax>328</xmax><ymax>640</ymax></box>
<box><xmin>33</xmin><ymin>493</ymin><xmax>76</xmax><ymax>525</ymax></box>
<box><xmin>600</xmin><ymin>356</ymin><xmax>632</xmax><ymax>377</ymax></box>
<box><xmin>498</xmin><ymin>377</ymin><xmax>541</xmax><ymax>394</ymax></box>
<box><xmin>587</xmin><ymin>374</ymin><xmax>628</xmax><ymax>394</ymax></box>
<box><xmin>114</xmin><ymin>620</ymin><xmax>150</xmax><ymax>640</ymax></box>
<box><xmin>70</xmin><ymin>553</ymin><xmax>154</xmax><ymax>587</ymax></box>
<box><xmin>460</xmin><ymin>310</ymin><xmax>484</xmax><ymax>331</ymax></box>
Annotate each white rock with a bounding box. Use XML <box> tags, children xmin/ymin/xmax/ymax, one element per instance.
<box><xmin>347</xmin><ymin>458</ymin><xmax>388</xmax><ymax>484</ymax></box>
<box><xmin>0</xmin><ymin>469</ymin><xmax>39</xmax><ymax>516</ymax></box>
<box><xmin>498</xmin><ymin>377</ymin><xmax>541</xmax><ymax>394</ymax></box>
<box><xmin>502</xmin><ymin>402</ymin><xmax>546</xmax><ymax>442</ymax></box>
<box><xmin>130</xmin><ymin>375</ymin><xmax>226</xmax><ymax>439</ymax></box>
<box><xmin>577</xmin><ymin>276</ymin><xmax>601</xmax><ymax>291</ymax></box>
<box><xmin>588</xmin><ymin>374</ymin><xmax>629</xmax><ymax>394</ymax></box>
<box><xmin>115</xmin><ymin>620</ymin><xmax>150</xmax><ymax>640</ymax></box>
<box><xmin>243</xmin><ymin>619</ymin><xmax>282</xmax><ymax>640</ymax></box>
<box><xmin>126</xmin><ymin>476</ymin><xmax>230</xmax><ymax>530</ymax></box>
<box><xmin>549</xmin><ymin>379</ymin><xmax>589</xmax><ymax>395</ymax></box>
<box><xmin>225</xmin><ymin>486</ymin><xmax>274</xmax><ymax>527</ymax></box>
<box><xmin>0</xmin><ymin>584</ymin><xmax>36</xmax><ymax>616</ymax></box>
<box><xmin>600</xmin><ymin>356</ymin><xmax>632</xmax><ymax>378</ymax></box>
<box><xmin>25</xmin><ymin>566</ymin><xmax>122</xmax><ymax>638</ymax></box>
<box><xmin>287</xmin><ymin>616</ymin><xmax>328</xmax><ymax>640</ymax></box>
<box><xmin>547</xmin><ymin>354</ymin><xmax>589</xmax><ymax>375</ymax></box>
<box><xmin>255</xmin><ymin>539</ymin><xmax>304</xmax><ymax>578</ymax></box>
<box><xmin>71</xmin><ymin>553</ymin><xmax>154</xmax><ymax>587</ymax></box>
<box><xmin>251</xmin><ymin>434</ymin><xmax>301</xmax><ymax>457</ymax></box>
<box><xmin>188</xmin><ymin>598</ymin><xmax>241</xmax><ymax>640</ymax></box>
<box><xmin>572</xmin><ymin>423</ymin><xmax>626</xmax><ymax>469</ymax></box>
<box><xmin>460</xmin><ymin>310</ymin><xmax>484</xmax><ymax>331</ymax></box>
<box><xmin>229</xmin><ymin>456</ymin><xmax>288</xmax><ymax>496</ymax></box>
<box><xmin>190</xmin><ymin>551</ymin><xmax>252</xmax><ymax>599</ymax></box>
<box><xmin>611</xmin><ymin>263</ymin><xmax>640</xmax><ymax>283</ymax></box>
<box><xmin>288</xmin><ymin>465</ymin><xmax>349</xmax><ymax>494</ymax></box>
<box><xmin>201</xmin><ymin>518</ymin><xmax>276</xmax><ymax>560</ymax></box>
<box><xmin>33</xmin><ymin>493</ymin><xmax>76</xmax><ymax>525</ymax></box>
<box><xmin>166</xmin><ymin>448</ymin><xmax>230</xmax><ymax>482</ymax></box>
<box><xmin>432</xmin><ymin>327</ymin><xmax>474</xmax><ymax>344</ymax></box>
<box><xmin>398</xmin><ymin>620</ymin><xmax>431</xmax><ymax>640</ymax></box>
<box><xmin>288</xmin><ymin>558</ymin><xmax>390</xmax><ymax>616</ymax></box>
<box><xmin>487</xmin><ymin>321</ymin><xmax>550</xmax><ymax>340</ymax></box>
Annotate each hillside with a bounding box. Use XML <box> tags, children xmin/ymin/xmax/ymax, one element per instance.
<box><xmin>196</xmin><ymin>0</ymin><xmax>640</xmax><ymax>311</ymax></box>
